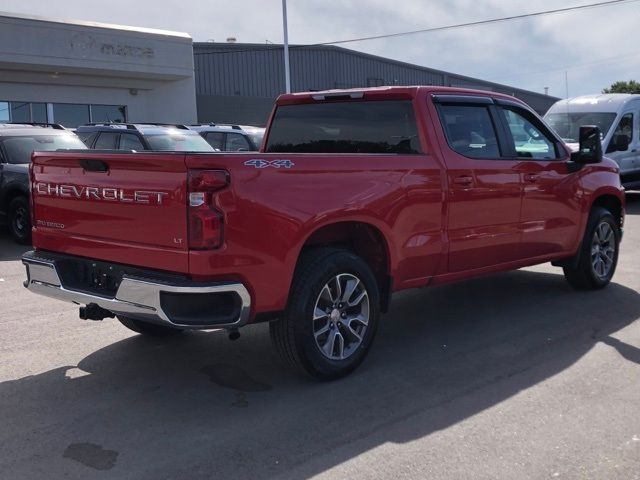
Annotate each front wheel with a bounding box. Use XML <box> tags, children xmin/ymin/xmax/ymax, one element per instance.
<box><xmin>8</xmin><ymin>196</ymin><xmax>31</xmax><ymax>245</ymax></box>
<box><xmin>117</xmin><ymin>316</ymin><xmax>184</xmax><ymax>336</ymax></box>
<box><xmin>563</xmin><ymin>207</ymin><xmax>620</xmax><ymax>290</ymax></box>
<box><xmin>270</xmin><ymin>248</ymin><xmax>380</xmax><ymax>380</ymax></box>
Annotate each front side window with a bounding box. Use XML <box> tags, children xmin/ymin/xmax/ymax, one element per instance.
<box><xmin>265</xmin><ymin>100</ymin><xmax>422</xmax><ymax>154</ymax></box>
<box><xmin>0</xmin><ymin>134</ymin><xmax>87</xmax><ymax>164</ymax></box>
<box><xmin>500</xmin><ymin>108</ymin><xmax>559</xmax><ymax>160</ymax></box>
<box><xmin>617</xmin><ymin>113</ymin><xmax>634</xmax><ymax>141</ymax></box>
<box><xmin>437</xmin><ymin>105</ymin><xmax>500</xmax><ymax>159</ymax></box>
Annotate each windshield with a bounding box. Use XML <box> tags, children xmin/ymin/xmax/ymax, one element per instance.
<box><xmin>145</xmin><ymin>132</ymin><xmax>214</xmax><ymax>152</ymax></box>
<box><xmin>1</xmin><ymin>134</ymin><xmax>87</xmax><ymax>164</ymax></box>
<box><xmin>544</xmin><ymin>112</ymin><xmax>617</xmax><ymax>143</ymax></box>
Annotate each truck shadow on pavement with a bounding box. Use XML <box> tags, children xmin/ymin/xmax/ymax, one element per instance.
<box><xmin>625</xmin><ymin>191</ymin><xmax>640</xmax><ymax>215</ymax></box>
<box><xmin>1</xmin><ymin>269</ymin><xmax>639</xmax><ymax>479</ymax></box>
<box><xmin>0</xmin><ymin>230</ymin><xmax>29</xmax><ymax>261</ymax></box>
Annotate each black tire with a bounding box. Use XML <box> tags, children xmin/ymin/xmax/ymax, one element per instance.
<box><xmin>563</xmin><ymin>206</ymin><xmax>620</xmax><ymax>290</ymax></box>
<box><xmin>270</xmin><ymin>248</ymin><xmax>380</xmax><ymax>380</ymax></box>
<box><xmin>117</xmin><ymin>316</ymin><xmax>184</xmax><ymax>337</ymax></box>
<box><xmin>8</xmin><ymin>196</ymin><xmax>31</xmax><ymax>245</ymax></box>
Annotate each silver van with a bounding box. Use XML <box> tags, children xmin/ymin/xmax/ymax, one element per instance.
<box><xmin>544</xmin><ymin>94</ymin><xmax>640</xmax><ymax>189</ymax></box>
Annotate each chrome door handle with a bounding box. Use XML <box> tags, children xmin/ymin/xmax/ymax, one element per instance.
<box><xmin>524</xmin><ymin>173</ymin><xmax>538</xmax><ymax>182</ymax></box>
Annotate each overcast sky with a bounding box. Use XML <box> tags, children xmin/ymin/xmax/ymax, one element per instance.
<box><xmin>3</xmin><ymin>0</ymin><xmax>639</xmax><ymax>98</ymax></box>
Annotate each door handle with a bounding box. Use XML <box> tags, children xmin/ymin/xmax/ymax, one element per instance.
<box><xmin>453</xmin><ymin>175</ymin><xmax>473</xmax><ymax>186</ymax></box>
<box><xmin>524</xmin><ymin>173</ymin><xmax>538</xmax><ymax>183</ymax></box>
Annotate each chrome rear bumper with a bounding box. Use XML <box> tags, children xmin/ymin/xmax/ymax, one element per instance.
<box><xmin>22</xmin><ymin>251</ymin><xmax>251</xmax><ymax>329</ymax></box>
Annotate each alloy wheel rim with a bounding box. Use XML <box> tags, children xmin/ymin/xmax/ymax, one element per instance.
<box><xmin>313</xmin><ymin>273</ymin><xmax>370</xmax><ymax>361</ymax></box>
<box><xmin>591</xmin><ymin>221</ymin><xmax>616</xmax><ymax>280</ymax></box>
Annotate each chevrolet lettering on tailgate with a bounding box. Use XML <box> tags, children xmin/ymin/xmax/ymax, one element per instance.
<box><xmin>35</xmin><ymin>183</ymin><xmax>169</xmax><ymax>205</ymax></box>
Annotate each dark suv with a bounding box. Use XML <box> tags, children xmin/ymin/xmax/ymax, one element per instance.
<box><xmin>0</xmin><ymin>123</ymin><xmax>87</xmax><ymax>243</ymax></box>
<box><xmin>76</xmin><ymin>123</ymin><xmax>214</xmax><ymax>152</ymax></box>
<box><xmin>189</xmin><ymin>124</ymin><xmax>265</xmax><ymax>151</ymax></box>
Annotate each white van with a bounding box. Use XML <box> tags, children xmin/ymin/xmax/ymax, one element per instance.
<box><xmin>544</xmin><ymin>94</ymin><xmax>640</xmax><ymax>188</ymax></box>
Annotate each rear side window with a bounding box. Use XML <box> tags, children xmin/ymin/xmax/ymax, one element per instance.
<box><xmin>120</xmin><ymin>133</ymin><xmax>145</xmax><ymax>151</ymax></box>
<box><xmin>204</xmin><ymin>132</ymin><xmax>224</xmax><ymax>150</ymax></box>
<box><xmin>226</xmin><ymin>133</ymin><xmax>251</xmax><ymax>151</ymax></box>
<box><xmin>265</xmin><ymin>100</ymin><xmax>422</xmax><ymax>154</ymax></box>
<box><xmin>437</xmin><ymin>105</ymin><xmax>500</xmax><ymax>159</ymax></box>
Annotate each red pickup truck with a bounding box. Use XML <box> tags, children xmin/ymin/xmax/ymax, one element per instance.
<box><xmin>23</xmin><ymin>87</ymin><xmax>625</xmax><ymax>379</ymax></box>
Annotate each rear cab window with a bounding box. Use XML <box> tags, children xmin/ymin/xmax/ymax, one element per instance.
<box><xmin>265</xmin><ymin>100</ymin><xmax>422</xmax><ymax>154</ymax></box>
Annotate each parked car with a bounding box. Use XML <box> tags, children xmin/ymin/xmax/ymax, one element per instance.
<box><xmin>76</xmin><ymin>123</ymin><xmax>215</xmax><ymax>152</ymax></box>
<box><xmin>189</xmin><ymin>124</ymin><xmax>265</xmax><ymax>151</ymax></box>
<box><xmin>22</xmin><ymin>87</ymin><xmax>624</xmax><ymax>380</ymax></box>
<box><xmin>544</xmin><ymin>94</ymin><xmax>640</xmax><ymax>189</ymax></box>
<box><xmin>0</xmin><ymin>123</ymin><xmax>87</xmax><ymax>244</ymax></box>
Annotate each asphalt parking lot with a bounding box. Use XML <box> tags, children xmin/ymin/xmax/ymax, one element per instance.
<box><xmin>1</xmin><ymin>193</ymin><xmax>638</xmax><ymax>480</ymax></box>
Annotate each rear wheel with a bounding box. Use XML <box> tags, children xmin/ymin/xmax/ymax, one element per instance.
<box><xmin>270</xmin><ymin>248</ymin><xmax>380</xmax><ymax>380</ymax></box>
<box><xmin>563</xmin><ymin>207</ymin><xmax>620</xmax><ymax>290</ymax></box>
<box><xmin>117</xmin><ymin>316</ymin><xmax>184</xmax><ymax>336</ymax></box>
<box><xmin>8</xmin><ymin>196</ymin><xmax>31</xmax><ymax>245</ymax></box>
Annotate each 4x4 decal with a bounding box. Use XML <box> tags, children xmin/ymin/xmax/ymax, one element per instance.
<box><xmin>244</xmin><ymin>159</ymin><xmax>295</xmax><ymax>169</ymax></box>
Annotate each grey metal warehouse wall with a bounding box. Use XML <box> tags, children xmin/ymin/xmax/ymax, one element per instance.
<box><xmin>194</xmin><ymin>43</ymin><xmax>559</xmax><ymax>126</ymax></box>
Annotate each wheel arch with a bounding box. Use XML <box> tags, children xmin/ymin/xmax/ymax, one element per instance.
<box><xmin>294</xmin><ymin>219</ymin><xmax>395</xmax><ymax>312</ymax></box>
<box><xmin>590</xmin><ymin>191</ymin><xmax>624</xmax><ymax>229</ymax></box>
<box><xmin>0</xmin><ymin>182</ymin><xmax>29</xmax><ymax>213</ymax></box>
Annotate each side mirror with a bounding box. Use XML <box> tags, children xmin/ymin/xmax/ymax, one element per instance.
<box><xmin>611</xmin><ymin>134</ymin><xmax>630</xmax><ymax>152</ymax></box>
<box><xmin>570</xmin><ymin>125</ymin><xmax>603</xmax><ymax>164</ymax></box>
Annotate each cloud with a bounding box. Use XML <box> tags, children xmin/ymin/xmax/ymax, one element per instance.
<box><xmin>2</xmin><ymin>0</ymin><xmax>638</xmax><ymax>96</ymax></box>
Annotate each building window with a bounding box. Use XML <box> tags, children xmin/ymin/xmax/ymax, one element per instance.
<box><xmin>91</xmin><ymin>105</ymin><xmax>127</xmax><ymax>123</ymax></box>
<box><xmin>0</xmin><ymin>101</ymin><xmax>49</xmax><ymax>123</ymax></box>
<box><xmin>0</xmin><ymin>102</ymin><xmax>8</xmax><ymax>122</ymax></box>
<box><xmin>0</xmin><ymin>101</ymin><xmax>126</xmax><ymax>127</ymax></box>
<box><xmin>31</xmin><ymin>103</ymin><xmax>47</xmax><ymax>123</ymax></box>
<box><xmin>10</xmin><ymin>102</ymin><xmax>31</xmax><ymax>122</ymax></box>
<box><xmin>52</xmin><ymin>104</ymin><xmax>90</xmax><ymax>127</ymax></box>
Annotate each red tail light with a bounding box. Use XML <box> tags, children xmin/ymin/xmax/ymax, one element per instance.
<box><xmin>188</xmin><ymin>170</ymin><xmax>229</xmax><ymax>249</ymax></box>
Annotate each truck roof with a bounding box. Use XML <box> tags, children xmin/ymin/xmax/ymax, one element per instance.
<box><xmin>275</xmin><ymin>85</ymin><xmax>530</xmax><ymax>106</ymax></box>
<box><xmin>547</xmin><ymin>94</ymin><xmax>640</xmax><ymax>114</ymax></box>
<box><xmin>0</xmin><ymin>123</ymin><xmax>74</xmax><ymax>137</ymax></box>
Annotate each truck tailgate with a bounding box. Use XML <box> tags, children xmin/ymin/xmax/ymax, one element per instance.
<box><xmin>30</xmin><ymin>152</ymin><xmax>189</xmax><ymax>273</ymax></box>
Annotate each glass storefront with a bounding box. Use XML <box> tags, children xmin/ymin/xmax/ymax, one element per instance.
<box><xmin>0</xmin><ymin>101</ymin><xmax>127</xmax><ymax>127</ymax></box>
<box><xmin>51</xmin><ymin>103</ymin><xmax>90</xmax><ymax>127</ymax></box>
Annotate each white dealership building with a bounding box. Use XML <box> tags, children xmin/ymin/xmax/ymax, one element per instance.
<box><xmin>0</xmin><ymin>12</ymin><xmax>197</xmax><ymax>126</ymax></box>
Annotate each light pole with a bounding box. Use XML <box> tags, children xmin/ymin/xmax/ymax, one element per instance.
<box><xmin>282</xmin><ymin>0</ymin><xmax>291</xmax><ymax>93</ymax></box>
